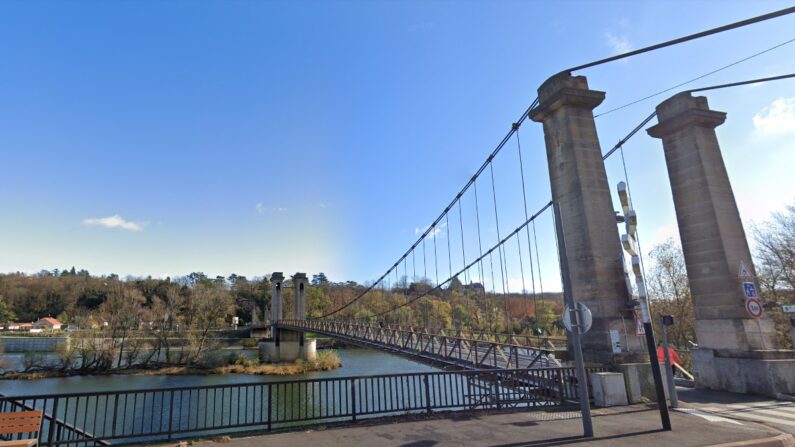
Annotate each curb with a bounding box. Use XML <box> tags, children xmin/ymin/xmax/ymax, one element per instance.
<box><xmin>707</xmin><ymin>434</ymin><xmax>795</xmax><ymax>447</ymax></box>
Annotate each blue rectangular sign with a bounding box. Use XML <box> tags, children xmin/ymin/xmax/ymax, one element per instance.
<box><xmin>743</xmin><ymin>282</ymin><xmax>758</xmax><ymax>299</ymax></box>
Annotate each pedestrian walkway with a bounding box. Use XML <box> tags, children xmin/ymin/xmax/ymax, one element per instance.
<box><xmin>679</xmin><ymin>387</ymin><xmax>795</xmax><ymax>435</ymax></box>
<box><xmin>185</xmin><ymin>405</ymin><xmax>784</xmax><ymax>447</ymax></box>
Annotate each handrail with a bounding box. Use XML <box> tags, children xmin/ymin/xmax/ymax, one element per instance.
<box><xmin>0</xmin><ymin>393</ymin><xmax>110</xmax><ymax>446</ymax></box>
<box><xmin>0</xmin><ymin>366</ymin><xmax>604</xmax><ymax>446</ymax></box>
<box><xmin>0</xmin><ymin>366</ymin><xmax>578</xmax><ymax>401</ymax></box>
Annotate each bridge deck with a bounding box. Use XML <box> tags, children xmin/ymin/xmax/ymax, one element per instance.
<box><xmin>277</xmin><ymin>320</ymin><xmax>561</xmax><ymax>371</ymax></box>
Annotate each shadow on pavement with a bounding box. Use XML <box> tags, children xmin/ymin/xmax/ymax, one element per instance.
<box><xmin>488</xmin><ymin>429</ymin><xmax>664</xmax><ymax>447</ymax></box>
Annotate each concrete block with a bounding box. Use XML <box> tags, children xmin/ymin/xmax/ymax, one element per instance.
<box><xmin>301</xmin><ymin>339</ymin><xmax>317</xmax><ymax>361</ymax></box>
<box><xmin>619</xmin><ymin>363</ymin><xmax>670</xmax><ymax>403</ymax></box>
<box><xmin>591</xmin><ymin>372</ymin><xmax>628</xmax><ymax>407</ymax></box>
<box><xmin>693</xmin><ymin>349</ymin><xmax>795</xmax><ymax>397</ymax></box>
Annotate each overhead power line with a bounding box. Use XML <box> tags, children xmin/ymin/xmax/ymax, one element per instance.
<box><xmin>688</xmin><ymin>72</ymin><xmax>795</xmax><ymax>92</ymax></box>
<box><xmin>595</xmin><ymin>36</ymin><xmax>795</xmax><ymax>118</ymax></box>
<box><xmin>566</xmin><ymin>5</ymin><xmax>795</xmax><ymax>73</ymax></box>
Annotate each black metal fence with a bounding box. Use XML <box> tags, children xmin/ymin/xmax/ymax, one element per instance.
<box><xmin>0</xmin><ymin>366</ymin><xmax>606</xmax><ymax>446</ymax></box>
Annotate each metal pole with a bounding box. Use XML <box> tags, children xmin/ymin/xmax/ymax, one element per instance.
<box><xmin>659</xmin><ymin>317</ymin><xmax>678</xmax><ymax>408</ymax></box>
<box><xmin>642</xmin><ymin>320</ymin><xmax>671</xmax><ymax>429</ymax></box>
<box><xmin>553</xmin><ymin>202</ymin><xmax>593</xmax><ymax>438</ymax></box>
<box><xmin>790</xmin><ymin>318</ymin><xmax>795</xmax><ymax>351</ymax></box>
<box><xmin>617</xmin><ymin>182</ymin><xmax>671</xmax><ymax>431</ymax></box>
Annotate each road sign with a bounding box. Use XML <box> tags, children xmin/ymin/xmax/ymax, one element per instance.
<box><xmin>661</xmin><ymin>315</ymin><xmax>675</xmax><ymax>326</ymax></box>
<box><xmin>782</xmin><ymin>304</ymin><xmax>795</xmax><ymax>313</ymax></box>
<box><xmin>742</xmin><ymin>282</ymin><xmax>758</xmax><ymax>299</ymax></box>
<box><xmin>745</xmin><ymin>297</ymin><xmax>763</xmax><ymax>318</ymax></box>
<box><xmin>738</xmin><ymin>262</ymin><xmax>753</xmax><ymax>279</ymax></box>
<box><xmin>562</xmin><ymin>302</ymin><xmax>593</xmax><ymax>334</ymax></box>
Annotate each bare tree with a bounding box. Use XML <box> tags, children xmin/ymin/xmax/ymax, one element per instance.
<box><xmin>647</xmin><ymin>238</ymin><xmax>696</xmax><ymax>349</ymax></box>
<box><xmin>182</xmin><ymin>284</ymin><xmax>234</xmax><ymax>366</ymax></box>
<box><xmin>753</xmin><ymin>202</ymin><xmax>795</xmax><ymax>348</ymax></box>
<box><xmin>99</xmin><ymin>287</ymin><xmax>146</xmax><ymax>368</ymax></box>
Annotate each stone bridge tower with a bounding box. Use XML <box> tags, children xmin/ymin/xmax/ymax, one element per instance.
<box><xmin>647</xmin><ymin>92</ymin><xmax>795</xmax><ymax>396</ymax></box>
<box><xmin>530</xmin><ymin>72</ymin><xmax>644</xmax><ymax>364</ymax></box>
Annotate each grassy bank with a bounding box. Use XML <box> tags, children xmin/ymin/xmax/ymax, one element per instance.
<box><xmin>1</xmin><ymin>350</ymin><xmax>343</xmax><ymax>380</ymax></box>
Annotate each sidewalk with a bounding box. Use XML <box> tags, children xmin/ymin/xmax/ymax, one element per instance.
<box><xmin>187</xmin><ymin>405</ymin><xmax>789</xmax><ymax>447</ymax></box>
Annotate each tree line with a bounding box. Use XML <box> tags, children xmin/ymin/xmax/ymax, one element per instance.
<box><xmin>1</xmin><ymin>201</ymin><xmax>792</xmax><ymax>369</ymax></box>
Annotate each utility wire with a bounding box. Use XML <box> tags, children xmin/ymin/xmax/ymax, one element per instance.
<box><xmin>688</xmin><ymin>72</ymin><xmax>795</xmax><ymax>92</ymax></box>
<box><xmin>595</xmin><ymin>36</ymin><xmax>795</xmax><ymax>118</ymax></box>
<box><xmin>566</xmin><ymin>6</ymin><xmax>795</xmax><ymax>73</ymax></box>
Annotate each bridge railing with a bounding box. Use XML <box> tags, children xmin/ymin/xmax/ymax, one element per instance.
<box><xmin>278</xmin><ymin>319</ymin><xmax>560</xmax><ymax>369</ymax></box>
<box><xmin>0</xmin><ymin>366</ymin><xmax>605</xmax><ymax>446</ymax></box>
<box><xmin>0</xmin><ymin>393</ymin><xmax>110</xmax><ymax>446</ymax></box>
<box><xmin>320</xmin><ymin>319</ymin><xmax>568</xmax><ymax>350</ymax></box>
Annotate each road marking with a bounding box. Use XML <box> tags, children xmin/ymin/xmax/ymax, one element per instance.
<box><xmin>700</xmin><ymin>406</ymin><xmax>795</xmax><ymax>427</ymax></box>
<box><xmin>675</xmin><ymin>407</ymin><xmax>743</xmax><ymax>424</ymax></box>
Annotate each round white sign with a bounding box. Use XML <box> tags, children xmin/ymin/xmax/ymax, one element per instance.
<box><xmin>562</xmin><ymin>302</ymin><xmax>593</xmax><ymax>334</ymax></box>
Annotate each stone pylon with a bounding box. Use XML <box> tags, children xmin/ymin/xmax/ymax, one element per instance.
<box><xmin>530</xmin><ymin>72</ymin><xmax>644</xmax><ymax>364</ymax></box>
<box><xmin>293</xmin><ymin>273</ymin><xmax>308</xmax><ymax>320</ymax></box>
<box><xmin>647</xmin><ymin>92</ymin><xmax>795</xmax><ymax>396</ymax></box>
<box><xmin>270</xmin><ymin>272</ymin><xmax>284</xmax><ymax>322</ymax></box>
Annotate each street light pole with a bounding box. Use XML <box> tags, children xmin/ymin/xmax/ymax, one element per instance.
<box><xmin>617</xmin><ymin>182</ymin><xmax>671</xmax><ymax>431</ymax></box>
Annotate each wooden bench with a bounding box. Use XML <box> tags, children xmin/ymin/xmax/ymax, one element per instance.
<box><xmin>0</xmin><ymin>411</ymin><xmax>43</xmax><ymax>447</ymax></box>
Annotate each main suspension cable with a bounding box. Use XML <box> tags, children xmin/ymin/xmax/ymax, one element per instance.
<box><xmin>565</xmin><ymin>6</ymin><xmax>795</xmax><ymax>73</ymax></box>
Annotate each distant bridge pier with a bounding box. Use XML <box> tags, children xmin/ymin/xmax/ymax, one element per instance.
<box><xmin>293</xmin><ymin>272</ymin><xmax>308</xmax><ymax>320</ymax></box>
<box><xmin>259</xmin><ymin>271</ymin><xmax>317</xmax><ymax>363</ymax></box>
<box><xmin>647</xmin><ymin>92</ymin><xmax>795</xmax><ymax>396</ymax></box>
<box><xmin>530</xmin><ymin>72</ymin><xmax>644</xmax><ymax>364</ymax></box>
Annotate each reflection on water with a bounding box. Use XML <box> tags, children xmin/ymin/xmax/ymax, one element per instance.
<box><xmin>0</xmin><ymin>349</ymin><xmax>439</xmax><ymax>396</ymax></box>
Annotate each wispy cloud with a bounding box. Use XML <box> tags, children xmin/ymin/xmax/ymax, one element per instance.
<box><xmin>605</xmin><ymin>32</ymin><xmax>632</xmax><ymax>54</ymax></box>
<box><xmin>83</xmin><ymin>215</ymin><xmax>145</xmax><ymax>232</ymax></box>
<box><xmin>255</xmin><ymin>202</ymin><xmax>287</xmax><ymax>215</ymax></box>
<box><xmin>414</xmin><ymin>222</ymin><xmax>447</xmax><ymax>239</ymax></box>
<box><xmin>753</xmin><ymin>97</ymin><xmax>795</xmax><ymax>136</ymax></box>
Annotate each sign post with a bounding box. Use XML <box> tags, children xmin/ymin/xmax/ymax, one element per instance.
<box><xmin>553</xmin><ymin>202</ymin><xmax>593</xmax><ymax>438</ymax></box>
<box><xmin>660</xmin><ymin>315</ymin><xmax>678</xmax><ymax>408</ymax></box>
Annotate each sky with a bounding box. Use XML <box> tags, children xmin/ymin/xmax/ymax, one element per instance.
<box><xmin>1</xmin><ymin>0</ymin><xmax>794</xmax><ymax>290</ymax></box>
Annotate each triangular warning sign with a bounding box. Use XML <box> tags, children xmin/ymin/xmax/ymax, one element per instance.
<box><xmin>738</xmin><ymin>261</ymin><xmax>753</xmax><ymax>279</ymax></box>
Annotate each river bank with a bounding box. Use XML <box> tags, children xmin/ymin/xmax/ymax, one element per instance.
<box><xmin>0</xmin><ymin>350</ymin><xmax>342</xmax><ymax>381</ymax></box>
<box><xmin>0</xmin><ymin>349</ymin><xmax>438</xmax><ymax>397</ymax></box>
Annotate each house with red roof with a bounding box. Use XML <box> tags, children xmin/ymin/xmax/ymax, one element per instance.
<box><xmin>33</xmin><ymin>317</ymin><xmax>63</xmax><ymax>331</ymax></box>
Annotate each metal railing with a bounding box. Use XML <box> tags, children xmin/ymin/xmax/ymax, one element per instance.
<box><xmin>0</xmin><ymin>366</ymin><xmax>605</xmax><ymax>446</ymax></box>
<box><xmin>325</xmin><ymin>320</ymin><xmax>568</xmax><ymax>349</ymax></box>
<box><xmin>278</xmin><ymin>319</ymin><xmax>560</xmax><ymax>369</ymax></box>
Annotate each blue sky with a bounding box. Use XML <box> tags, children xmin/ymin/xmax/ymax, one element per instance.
<box><xmin>1</xmin><ymin>1</ymin><xmax>794</xmax><ymax>290</ymax></box>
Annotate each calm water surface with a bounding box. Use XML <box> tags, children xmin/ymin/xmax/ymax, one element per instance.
<box><xmin>0</xmin><ymin>349</ymin><xmax>438</xmax><ymax>396</ymax></box>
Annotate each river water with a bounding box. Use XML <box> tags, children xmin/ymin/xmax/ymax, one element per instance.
<box><xmin>0</xmin><ymin>349</ymin><xmax>560</xmax><ymax>444</ymax></box>
<box><xmin>0</xmin><ymin>349</ymin><xmax>439</xmax><ymax>396</ymax></box>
